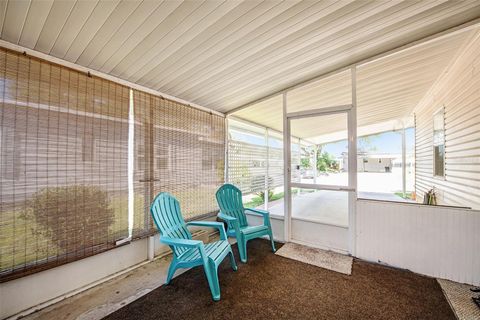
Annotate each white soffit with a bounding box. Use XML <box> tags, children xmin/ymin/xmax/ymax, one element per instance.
<box><xmin>233</xmin><ymin>27</ymin><xmax>476</xmax><ymax>141</ymax></box>
<box><xmin>0</xmin><ymin>0</ymin><xmax>480</xmax><ymax>113</ymax></box>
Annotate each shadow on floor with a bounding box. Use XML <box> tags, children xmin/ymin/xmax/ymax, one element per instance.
<box><xmin>103</xmin><ymin>239</ymin><xmax>454</xmax><ymax>320</ymax></box>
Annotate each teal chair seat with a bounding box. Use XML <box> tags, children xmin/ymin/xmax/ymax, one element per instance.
<box><xmin>227</xmin><ymin>224</ymin><xmax>269</xmax><ymax>237</ymax></box>
<box><xmin>150</xmin><ymin>192</ymin><xmax>237</xmax><ymax>301</ymax></box>
<box><xmin>216</xmin><ymin>184</ymin><xmax>276</xmax><ymax>263</ymax></box>
<box><xmin>178</xmin><ymin>240</ymin><xmax>230</xmax><ymax>263</ymax></box>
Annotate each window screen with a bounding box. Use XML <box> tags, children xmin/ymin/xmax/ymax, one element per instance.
<box><xmin>227</xmin><ymin>119</ymin><xmax>290</xmax><ymax>195</ymax></box>
<box><xmin>0</xmin><ymin>48</ymin><xmax>129</xmax><ymax>282</ymax></box>
<box><xmin>133</xmin><ymin>90</ymin><xmax>225</xmax><ymax>232</ymax></box>
<box><xmin>228</xmin><ymin>123</ymin><xmax>268</xmax><ymax>195</ymax></box>
<box><xmin>433</xmin><ymin>108</ymin><xmax>445</xmax><ymax>177</ymax></box>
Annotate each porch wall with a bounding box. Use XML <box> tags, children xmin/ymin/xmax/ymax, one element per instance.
<box><xmin>0</xmin><ymin>226</ymin><xmax>210</xmax><ymax>319</ymax></box>
<box><xmin>415</xmin><ymin>31</ymin><xmax>480</xmax><ymax>210</ymax></box>
<box><xmin>357</xmin><ymin>199</ymin><xmax>480</xmax><ymax>286</ymax></box>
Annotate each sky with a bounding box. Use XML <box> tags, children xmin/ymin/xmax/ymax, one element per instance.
<box><xmin>322</xmin><ymin>128</ymin><xmax>415</xmax><ymax>158</ymax></box>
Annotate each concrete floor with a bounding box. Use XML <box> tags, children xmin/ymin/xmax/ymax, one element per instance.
<box><xmin>299</xmin><ymin>168</ymin><xmax>414</xmax><ymax>194</ymax></box>
<box><xmin>270</xmin><ymin>190</ymin><xmax>348</xmax><ymax>226</ymax></box>
<box><xmin>22</xmin><ymin>254</ymin><xmax>179</xmax><ymax>320</ymax></box>
<box><xmin>251</xmin><ymin>168</ymin><xmax>416</xmax><ymax>227</ymax></box>
<box><xmin>22</xmin><ymin>234</ymin><xmax>229</xmax><ymax>320</ymax></box>
<box><xmin>437</xmin><ymin>279</ymin><xmax>480</xmax><ymax>320</ymax></box>
<box><xmin>268</xmin><ymin>190</ymin><xmax>411</xmax><ymax>227</ymax></box>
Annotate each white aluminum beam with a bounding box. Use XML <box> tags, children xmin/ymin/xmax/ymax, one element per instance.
<box><xmin>282</xmin><ymin>93</ymin><xmax>292</xmax><ymax>242</ymax></box>
<box><xmin>286</xmin><ymin>104</ymin><xmax>353</xmax><ymax>120</ymax></box>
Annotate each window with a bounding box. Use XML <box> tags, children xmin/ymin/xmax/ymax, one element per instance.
<box><xmin>0</xmin><ymin>48</ymin><xmax>225</xmax><ymax>282</ymax></box>
<box><xmin>433</xmin><ymin>108</ymin><xmax>445</xmax><ymax>177</ymax></box>
<box><xmin>227</xmin><ymin>119</ymin><xmax>285</xmax><ymax>210</ymax></box>
<box><xmin>0</xmin><ymin>48</ymin><xmax>131</xmax><ymax>281</ymax></box>
<box><xmin>1</xmin><ymin>126</ymin><xmax>23</xmax><ymax>180</ymax></box>
<box><xmin>134</xmin><ymin>91</ymin><xmax>225</xmax><ymax>227</ymax></box>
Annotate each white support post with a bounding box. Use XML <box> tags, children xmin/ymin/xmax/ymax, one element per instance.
<box><xmin>282</xmin><ymin>93</ymin><xmax>291</xmax><ymax>242</ymax></box>
<box><xmin>402</xmin><ymin>125</ymin><xmax>407</xmax><ymax>198</ymax></box>
<box><xmin>127</xmin><ymin>89</ymin><xmax>135</xmax><ymax>240</ymax></box>
<box><xmin>265</xmin><ymin>128</ymin><xmax>269</xmax><ymax>210</ymax></box>
<box><xmin>296</xmin><ymin>138</ymin><xmax>300</xmax><ymax>196</ymax></box>
<box><xmin>348</xmin><ymin>67</ymin><xmax>358</xmax><ymax>256</ymax></box>
<box><xmin>313</xmin><ymin>145</ymin><xmax>318</xmax><ymax>184</ymax></box>
<box><xmin>224</xmin><ymin>117</ymin><xmax>229</xmax><ymax>184</ymax></box>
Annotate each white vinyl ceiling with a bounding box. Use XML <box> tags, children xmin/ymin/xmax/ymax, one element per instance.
<box><xmin>1</xmin><ymin>0</ymin><xmax>480</xmax><ymax>114</ymax></box>
<box><xmin>233</xmin><ymin>28</ymin><xmax>477</xmax><ymax>142</ymax></box>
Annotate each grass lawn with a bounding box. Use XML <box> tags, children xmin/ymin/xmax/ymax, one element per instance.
<box><xmin>244</xmin><ymin>192</ymin><xmax>285</xmax><ymax>208</ymax></box>
<box><xmin>0</xmin><ymin>187</ymin><xmax>219</xmax><ymax>272</ymax></box>
<box><xmin>0</xmin><ymin>208</ymin><xmax>59</xmax><ymax>273</ymax></box>
<box><xmin>394</xmin><ymin>191</ymin><xmax>414</xmax><ymax>200</ymax></box>
<box><xmin>1</xmin><ymin>194</ymin><xmax>145</xmax><ymax>272</ymax></box>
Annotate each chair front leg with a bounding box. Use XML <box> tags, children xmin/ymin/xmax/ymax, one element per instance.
<box><xmin>202</xmin><ymin>258</ymin><xmax>221</xmax><ymax>301</ymax></box>
<box><xmin>199</xmin><ymin>247</ymin><xmax>221</xmax><ymax>301</ymax></box>
<box><xmin>229</xmin><ymin>246</ymin><xmax>238</xmax><ymax>271</ymax></box>
<box><xmin>166</xmin><ymin>255</ymin><xmax>178</xmax><ymax>284</ymax></box>
<box><xmin>220</xmin><ymin>215</ymin><xmax>246</xmax><ymax>263</ymax></box>
<box><xmin>238</xmin><ymin>233</ymin><xmax>248</xmax><ymax>263</ymax></box>
<box><xmin>244</xmin><ymin>208</ymin><xmax>276</xmax><ymax>253</ymax></box>
<box><xmin>267</xmin><ymin>227</ymin><xmax>276</xmax><ymax>252</ymax></box>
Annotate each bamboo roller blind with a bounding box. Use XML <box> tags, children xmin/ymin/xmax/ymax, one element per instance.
<box><xmin>0</xmin><ymin>47</ymin><xmax>225</xmax><ymax>282</ymax></box>
<box><xmin>133</xmin><ymin>90</ymin><xmax>225</xmax><ymax>239</ymax></box>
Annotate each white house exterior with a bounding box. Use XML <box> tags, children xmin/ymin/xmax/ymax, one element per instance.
<box><xmin>342</xmin><ymin>152</ymin><xmax>396</xmax><ymax>173</ymax></box>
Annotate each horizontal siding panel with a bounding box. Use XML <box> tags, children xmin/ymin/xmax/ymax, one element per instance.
<box><xmin>414</xmin><ymin>32</ymin><xmax>480</xmax><ymax>210</ymax></box>
<box><xmin>357</xmin><ymin>200</ymin><xmax>480</xmax><ymax>285</ymax></box>
<box><xmin>446</xmin><ymin>149</ymin><xmax>480</xmax><ymax>158</ymax></box>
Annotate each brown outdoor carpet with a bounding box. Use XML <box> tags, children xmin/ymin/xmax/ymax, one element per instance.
<box><xmin>103</xmin><ymin>239</ymin><xmax>455</xmax><ymax>320</ymax></box>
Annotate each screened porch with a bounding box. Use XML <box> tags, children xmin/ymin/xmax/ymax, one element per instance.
<box><xmin>1</xmin><ymin>1</ymin><xmax>480</xmax><ymax>320</ymax></box>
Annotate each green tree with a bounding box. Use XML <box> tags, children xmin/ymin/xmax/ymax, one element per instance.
<box><xmin>316</xmin><ymin>147</ymin><xmax>339</xmax><ymax>172</ymax></box>
<box><xmin>300</xmin><ymin>157</ymin><xmax>311</xmax><ymax>168</ymax></box>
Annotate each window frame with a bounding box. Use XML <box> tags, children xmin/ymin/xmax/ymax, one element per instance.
<box><xmin>433</xmin><ymin>106</ymin><xmax>446</xmax><ymax>179</ymax></box>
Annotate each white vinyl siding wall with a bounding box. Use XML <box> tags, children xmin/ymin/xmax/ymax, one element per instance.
<box><xmin>357</xmin><ymin>200</ymin><xmax>480</xmax><ymax>286</ymax></box>
<box><xmin>414</xmin><ymin>31</ymin><xmax>480</xmax><ymax>210</ymax></box>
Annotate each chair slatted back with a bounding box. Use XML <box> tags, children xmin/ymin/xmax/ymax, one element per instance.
<box><xmin>215</xmin><ymin>184</ymin><xmax>248</xmax><ymax>228</ymax></box>
<box><xmin>150</xmin><ymin>192</ymin><xmax>192</xmax><ymax>256</ymax></box>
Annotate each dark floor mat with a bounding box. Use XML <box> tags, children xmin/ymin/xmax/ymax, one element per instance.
<box><xmin>103</xmin><ymin>239</ymin><xmax>454</xmax><ymax>320</ymax></box>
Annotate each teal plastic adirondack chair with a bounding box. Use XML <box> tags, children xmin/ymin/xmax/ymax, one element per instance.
<box><xmin>216</xmin><ymin>184</ymin><xmax>276</xmax><ymax>263</ymax></box>
<box><xmin>150</xmin><ymin>192</ymin><xmax>237</xmax><ymax>301</ymax></box>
